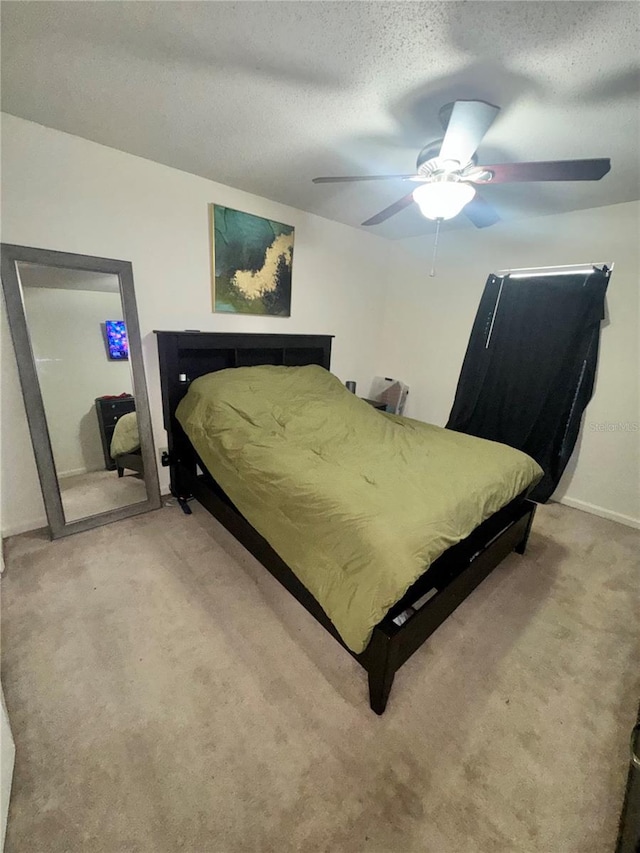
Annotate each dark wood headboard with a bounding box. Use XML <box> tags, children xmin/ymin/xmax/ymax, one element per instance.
<box><xmin>154</xmin><ymin>331</ymin><xmax>333</xmax><ymax>496</ymax></box>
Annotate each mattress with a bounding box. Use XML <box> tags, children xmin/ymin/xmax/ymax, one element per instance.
<box><xmin>177</xmin><ymin>365</ymin><xmax>542</xmax><ymax>653</ymax></box>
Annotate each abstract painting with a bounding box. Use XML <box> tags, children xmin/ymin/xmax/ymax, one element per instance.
<box><xmin>211</xmin><ymin>204</ymin><xmax>294</xmax><ymax>316</ymax></box>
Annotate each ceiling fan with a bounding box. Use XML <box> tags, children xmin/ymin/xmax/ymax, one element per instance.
<box><xmin>313</xmin><ymin>100</ymin><xmax>611</xmax><ymax>228</ymax></box>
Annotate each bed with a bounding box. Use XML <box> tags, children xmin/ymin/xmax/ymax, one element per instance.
<box><xmin>110</xmin><ymin>411</ymin><xmax>144</xmax><ymax>477</ymax></box>
<box><xmin>155</xmin><ymin>331</ymin><xmax>540</xmax><ymax>714</ymax></box>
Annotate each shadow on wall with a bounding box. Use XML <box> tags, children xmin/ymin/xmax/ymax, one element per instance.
<box><xmin>553</xmin><ymin>421</ymin><xmax>585</xmax><ymax>502</ymax></box>
<box><xmin>79</xmin><ymin>407</ymin><xmax>105</xmax><ymax>473</ymax></box>
<box><xmin>551</xmin><ymin>298</ymin><xmax>610</xmax><ymax>502</ymax></box>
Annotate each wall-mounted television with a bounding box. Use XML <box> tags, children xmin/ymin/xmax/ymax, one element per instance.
<box><xmin>104</xmin><ymin>320</ymin><xmax>129</xmax><ymax>361</ymax></box>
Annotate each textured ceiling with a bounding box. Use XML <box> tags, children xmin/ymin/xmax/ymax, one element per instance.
<box><xmin>2</xmin><ymin>1</ymin><xmax>639</xmax><ymax>239</ymax></box>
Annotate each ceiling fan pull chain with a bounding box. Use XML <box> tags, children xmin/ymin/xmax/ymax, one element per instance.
<box><xmin>429</xmin><ymin>218</ymin><xmax>442</xmax><ymax>278</ymax></box>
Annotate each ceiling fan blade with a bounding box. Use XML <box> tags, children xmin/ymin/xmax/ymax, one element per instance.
<box><xmin>362</xmin><ymin>192</ymin><xmax>415</xmax><ymax>226</ymax></box>
<box><xmin>464</xmin><ymin>193</ymin><xmax>501</xmax><ymax>228</ymax></box>
<box><xmin>477</xmin><ymin>158</ymin><xmax>611</xmax><ymax>183</ymax></box>
<box><xmin>438</xmin><ymin>100</ymin><xmax>500</xmax><ymax>165</ymax></box>
<box><xmin>313</xmin><ymin>174</ymin><xmax>418</xmax><ymax>184</ymax></box>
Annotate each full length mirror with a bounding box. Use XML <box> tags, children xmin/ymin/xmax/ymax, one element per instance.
<box><xmin>19</xmin><ymin>262</ymin><xmax>148</xmax><ymax>521</ymax></box>
<box><xmin>1</xmin><ymin>245</ymin><xmax>161</xmax><ymax>537</ymax></box>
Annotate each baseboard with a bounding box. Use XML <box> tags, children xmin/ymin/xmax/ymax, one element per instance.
<box><xmin>57</xmin><ymin>466</ymin><xmax>89</xmax><ymax>479</ymax></box>
<box><xmin>3</xmin><ymin>495</ymin><xmax>171</xmax><ymax>539</ymax></box>
<box><xmin>558</xmin><ymin>496</ymin><xmax>640</xmax><ymax>530</ymax></box>
<box><xmin>1</xmin><ymin>517</ymin><xmax>49</xmax><ymax>538</ymax></box>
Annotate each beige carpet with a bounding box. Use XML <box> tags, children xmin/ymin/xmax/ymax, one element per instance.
<box><xmin>1</xmin><ymin>502</ymin><xmax>638</xmax><ymax>853</ymax></box>
<box><xmin>59</xmin><ymin>469</ymin><xmax>148</xmax><ymax>521</ymax></box>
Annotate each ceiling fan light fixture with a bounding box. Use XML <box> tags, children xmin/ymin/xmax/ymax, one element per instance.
<box><xmin>412</xmin><ymin>181</ymin><xmax>476</xmax><ymax>220</ymax></box>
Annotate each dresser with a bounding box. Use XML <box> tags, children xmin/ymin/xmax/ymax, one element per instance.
<box><xmin>95</xmin><ymin>395</ymin><xmax>136</xmax><ymax>470</ymax></box>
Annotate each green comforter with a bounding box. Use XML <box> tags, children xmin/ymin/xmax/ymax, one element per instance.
<box><xmin>177</xmin><ymin>365</ymin><xmax>541</xmax><ymax>653</ymax></box>
<box><xmin>110</xmin><ymin>411</ymin><xmax>140</xmax><ymax>457</ymax></box>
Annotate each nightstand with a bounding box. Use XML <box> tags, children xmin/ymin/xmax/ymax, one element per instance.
<box><xmin>95</xmin><ymin>395</ymin><xmax>136</xmax><ymax>470</ymax></box>
<box><xmin>362</xmin><ymin>398</ymin><xmax>387</xmax><ymax>410</ymax></box>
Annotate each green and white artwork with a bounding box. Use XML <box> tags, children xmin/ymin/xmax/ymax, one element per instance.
<box><xmin>211</xmin><ymin>204</ymin><xmax>294</xmax><ymax>316</ymax></box>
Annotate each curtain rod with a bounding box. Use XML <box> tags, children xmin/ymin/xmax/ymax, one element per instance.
<box><xmin>494</xmin><ymin>262</ymin><xmax>613</xmax><ymax>277</ymax></box>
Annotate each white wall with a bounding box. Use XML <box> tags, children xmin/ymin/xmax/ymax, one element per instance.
<box><xmin>377</xmin><ymin>201</ymin><xmax>640</xmax><ymax>528</ymax></box>
<box><xmin>22</xmin><ymin>285</ymin><xmax>132</xmax><ymax>477</ymax></box>
<box><xmin>0</xmin><ymin>114</ymin><xmax>391</xmax><ymax>535</ymax></box>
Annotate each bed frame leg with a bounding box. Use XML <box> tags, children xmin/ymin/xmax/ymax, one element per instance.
<box><xmin>367</xmin><ymin>629</ymin><xmax>397</xmax><ymax>715</ymax></box>
<box><xmin>515</xmin><ymin>502</ymin><xmax>537</xmax><ymax>555</ymax></box>
<box><xmin>117</xmin><ymin>466</ymin><xmax>124</xmax><ymax>478</ymax></box>
<box><xmin>169</xmin><ymin>462</ymin><xmax>195</xmax><ymax>504</ymax></box>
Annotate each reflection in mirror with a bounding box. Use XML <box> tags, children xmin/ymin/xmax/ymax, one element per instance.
<box><xmin>17</xmin><ymin>263</ymin><xmax>148</xmax><ymax>522</ymax></box>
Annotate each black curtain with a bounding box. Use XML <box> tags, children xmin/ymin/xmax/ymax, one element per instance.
<box><xmin>446</xmin><ymin>268</ymin><xmax>610</xmax><ymax>502</ymax></box>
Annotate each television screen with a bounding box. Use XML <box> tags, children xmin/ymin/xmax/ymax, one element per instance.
<box><xmin>104</xmin><ymin>320</ymin><xmax>129</xmax><ymax>360</ymax></box>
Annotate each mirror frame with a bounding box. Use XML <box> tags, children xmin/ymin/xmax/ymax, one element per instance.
<box><xmin>1</xmin><ymin>243</ymin><xmax>162</xmax><ymax>538</ymax></box>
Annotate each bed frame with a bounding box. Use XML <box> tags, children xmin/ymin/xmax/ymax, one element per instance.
<box><xmin>155</xmin><ymin>331</ymin><xmax>536</xmax><ymax>714</ymax></box>
<box><xmin>115</xmin><ymin>450</ymin><xmax>144</xmax><ymax>478</ymax></box>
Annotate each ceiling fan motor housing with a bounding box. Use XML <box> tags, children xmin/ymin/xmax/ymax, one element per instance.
<box><xmin>416</xmin><ymin>139</ymin><xmax>479</xmax><ymax>183</ymax></box>
<box><xmin>416</xmin><ymin>140</ymin><xmax>445</xmax><ymax>169</ymax></box>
